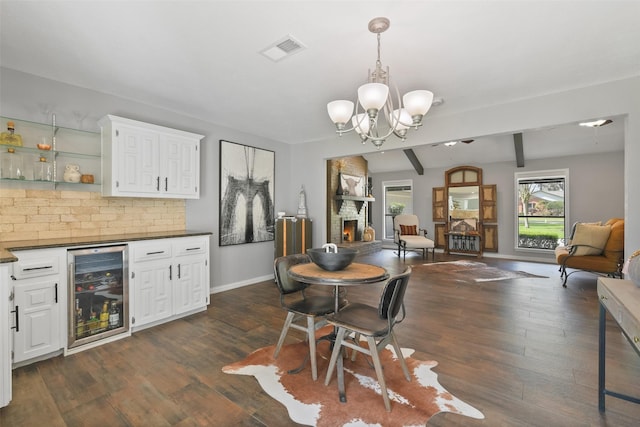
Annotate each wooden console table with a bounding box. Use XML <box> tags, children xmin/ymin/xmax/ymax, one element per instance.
<box><xmin>597</xmin><ymin>277</ymin><xmax>640</xmax><ymax>412</ymax></box>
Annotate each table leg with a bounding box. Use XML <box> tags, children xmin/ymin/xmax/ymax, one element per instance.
<box><xmin>598</xmin><ymin>303</ymin><xmax>606</xmax><ymax>412</ymax></box>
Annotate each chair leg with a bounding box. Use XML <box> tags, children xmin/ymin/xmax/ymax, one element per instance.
<box><xmin>307</xmin><ymin>316</ymin><xmax>318</xmax><ymax>381</ymax></box>
<box><xmin>274</xmin><ymin>312</ymin><xmax>295</xmax><ymax>358</ymax></box>
<box><xmin>390</xmin><ymin>332</ymin><xmax>411</xmax><ymax>382</ymax></box>
<box><xmin>324</xmin><ymin>327</ymin><xmax>347</xmax><ymax>386</ymax></box>
<box><xmin>351</xmin><ymin>332</ymin><xmax>361</xmax><ymax>361</ymax></box>
<box><xmin>367</xmin><ymin>336</ymin><xmax>391</xmax><ymax>412</ymax></box>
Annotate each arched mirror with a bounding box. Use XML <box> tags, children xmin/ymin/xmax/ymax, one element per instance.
<box><xmin>448</xmin><ymin>186</ymin><xmax>479</xmax><ymax>220</ymax></box>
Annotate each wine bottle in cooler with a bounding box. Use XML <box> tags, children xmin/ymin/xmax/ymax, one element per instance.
<box><xmin>109</xmin><ymin>301</ymin><xmax>120</xmax><ymax>329</ymax></box>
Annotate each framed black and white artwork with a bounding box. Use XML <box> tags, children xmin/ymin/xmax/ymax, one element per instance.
<box><xmin>219</xmin><ymin>140</ymin><xmax>275</xmax><ymax>246</ymax></box>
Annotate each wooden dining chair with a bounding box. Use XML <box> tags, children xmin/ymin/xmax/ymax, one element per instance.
<box><xmin>273</xmin><ymin>254</ymin><xmax>339</xmax><ymax>381</ymax></box>
<box><xmin>324</xmin><ymin>266</ymin><xmax>412</xmax><ymax>411</ymax></box>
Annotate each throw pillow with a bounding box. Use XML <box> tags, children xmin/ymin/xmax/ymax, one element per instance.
<box><xmin>569</xmin><ymin>223</ymin><xmax>611</xmax><ymax>256</ymax></box>
<box><xmin>568</xmin><ymin>221</ymin><xmax>601</xmax><ymax>245</ymax></box>
<box><xmin>400</xmin><ymin>224</ymin><xmax>417</xmax><ymax>235</ymax></box>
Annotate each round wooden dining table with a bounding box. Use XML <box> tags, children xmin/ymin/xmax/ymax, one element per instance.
<box><xmin>288</xmin><ymin>262</ymin><xmax>389</xmax><ymax>312</ymax></box>
<box><xmin>288</xmin><ymin>261</ymin><xmax>389</xmax><ymax>403</ymax></box>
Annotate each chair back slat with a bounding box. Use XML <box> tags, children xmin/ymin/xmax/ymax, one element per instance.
<box><xmin>274</xmin><ymin>254</ymin><xmax>311</xmax><ymax>295</ymax></box>
<box><xmin>378</xmin><ymin>266</ymin><xmax>412</xmax><ymax>321</ymax></box>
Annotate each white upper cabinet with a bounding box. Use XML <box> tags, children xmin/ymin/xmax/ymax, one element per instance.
<box><xmin>99</xmin><ymin>115</ymin><xmax>203</xmax><ymax>199</ymax></box>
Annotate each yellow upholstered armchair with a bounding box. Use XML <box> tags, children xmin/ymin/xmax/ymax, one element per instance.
<box><xmin>554</xmin><ymin>218</ymin><xmax>624</xmax><ymax>287</ymax></box>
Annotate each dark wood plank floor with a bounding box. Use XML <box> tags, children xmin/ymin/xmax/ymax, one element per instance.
<box><xmin>2</xmin><ymin>249</ymin><xmax>640</xmax><ymax>426</ymax></box>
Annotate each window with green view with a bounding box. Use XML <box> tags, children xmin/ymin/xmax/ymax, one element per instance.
<box><xmin>516</xmin><ymin>170</ymin><xmax>568</xmax><ymax>250</ymax></box>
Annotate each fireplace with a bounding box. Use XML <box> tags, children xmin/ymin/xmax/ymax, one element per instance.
<box><xmin>342</xmin><ymin>219</ymin><xmax>358</xmax><ymax>242</ymax></box>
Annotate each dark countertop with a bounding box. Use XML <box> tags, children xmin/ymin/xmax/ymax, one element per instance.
<box><xmin>0</xmin><ymin>230</ymin><xmax>212</xmax><ymax>264</ymax></box>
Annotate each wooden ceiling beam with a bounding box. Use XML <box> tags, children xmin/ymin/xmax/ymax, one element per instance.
<box><xmin>403</xmin><ymin>148</ymin><xmax>424</xmax><ymax>175</ymax></box>
<box><xmin>514</xmin><ymin>133</ymin><xmax>525</xmax><ymax>168</ymax></box>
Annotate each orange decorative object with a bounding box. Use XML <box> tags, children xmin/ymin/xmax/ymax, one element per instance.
<box><xmin>80</xmin><ymin>174</ymin><xmax>94</xmax><ymax>184</ymax></box>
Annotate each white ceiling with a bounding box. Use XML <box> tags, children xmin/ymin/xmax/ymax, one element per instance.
<box><xmin>1</xmin><ymin>1</ymin><xmax>637</xmax><ymax>172</ymax></box>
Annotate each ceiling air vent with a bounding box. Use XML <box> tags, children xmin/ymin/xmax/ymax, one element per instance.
<box><xmin>260</xmin><ymin>35</ymin><xmax>306</xmax><ymax>62</ymax></box>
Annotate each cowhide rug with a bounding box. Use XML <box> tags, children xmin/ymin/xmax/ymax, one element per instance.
<box><xmin>222</xmin><ymin>328</ymin><xmax>484</xmax><ymax>426</ymax></box>
<box><xmin>418</xmin><ymin>260</ymin><xmax>547</xmax><ymax>283</ymax></box>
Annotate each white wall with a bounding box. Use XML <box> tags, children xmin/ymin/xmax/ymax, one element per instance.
<box><xmin>0</xmin><ymin>68</ymin><xmax>294</xmax><ymax>292</ymax></box>
<box><xmin>370</xmin><ymin>151</ymin><xmax>624</xmax><ymax>262</ymax></box>
<box><xmin>2</xmin><ymin>68</ymin><xmax>638</xmax><ymax>289</ymax></box>
<box><xmin>291</xmin><ymin>76</ymin><xmax>640</xmax><ymax>263</ymax></box>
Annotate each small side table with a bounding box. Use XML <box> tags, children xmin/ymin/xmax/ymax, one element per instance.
<box><xmin>597</xmin><ymin>277</ymin><xmax>640</xmax><ymax>412</ymax></box>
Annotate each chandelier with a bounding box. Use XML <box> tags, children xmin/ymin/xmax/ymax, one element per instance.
<box><xmin>327</xmin><ymin>17</ymin><xmax>434</xmax><ymax>149</ymax></box>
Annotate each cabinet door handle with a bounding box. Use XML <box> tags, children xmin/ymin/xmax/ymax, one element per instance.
<box><xmin>156</xmin><ymin>176</ymin><xmax>160</xmax><ymax>191</ymax></box>
<box><xmin>23</xmin><ymin>265</ymin><xmax>53</xmax><ymax>272</ymax></box>
<box><xmin>186</xmin><ymin>247</ymin><xmax>201</xmax><ymax>251</ymax></box>
<box><xmin>177</xmin><ymin>264</ymin><xmax>181</xmax><ymax>279</ymax></box>
<box><xmin>165</xmin><ymin>177</ymin><xmax>168</xmax><ymax>192</ymax></box>
<box><xmin>11</xmin><ymin>306</ymin><xmax>19</xmax><ymax>332</ymax></box>
<box><xmin>55</xmin><ymin>283</ymin><xmax>58</xmax><ymax>303</ymax></box>
<box><xmin>146</xmin><ymin>251</ymin><xmax>165</xmax><ymax>255</ymax></box>
<box><xmin>169</xmin><ymin>264</ymin><xmax>172</xmax><ymax>280</ymax></box>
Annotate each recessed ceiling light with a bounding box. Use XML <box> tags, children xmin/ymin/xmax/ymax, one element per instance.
<box><xmin>444</xmin><ymin>141</ymin><xmax>457</xmax><ymax>147</ymax></box>
<box><xmin>579</xmin><ymin>119</ymin><xmax>613</xmax><ymax>127</ymax></box>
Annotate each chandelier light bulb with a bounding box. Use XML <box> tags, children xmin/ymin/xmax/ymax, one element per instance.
<box><xmin>352</xmin><ymin>113</ymin><xmax>371</xmax><ymax>136</ymax></box>
<box><xmin>390</xmin><ymin>108</ymin><xmax>412</xmax><ymax>131</ymax></box>
<box><xmin>358</xmin><ymin>82</ymin><xmax>389</xmax><ymax>114</ymax></box>
<box><xmin>327</xmin><ymin>100</ymin><xmax>355</xmax><ymax>130</ymax></box>
<box><xmin>403</xmin><ymin>90</ymin><xmax>434</xmax><ymax>124</ymax></box>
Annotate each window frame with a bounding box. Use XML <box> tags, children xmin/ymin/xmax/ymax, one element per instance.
<box><xmin>514</xmin><ymin>169</ymin><xmax>569</xmax><ymax>252</ymax></box>
<box><xmin>382</xmin><ymin>179</ymin><xmax>413</xmax><ymax>241</ymax></box>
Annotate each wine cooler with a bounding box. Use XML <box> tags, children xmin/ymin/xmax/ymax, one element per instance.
<box><xmin>67</xmin><ymin>245</ymin><xmax>129</xmax><ymax>351</ymax></box>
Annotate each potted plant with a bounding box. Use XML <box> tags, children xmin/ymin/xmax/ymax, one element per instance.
<box><xmin>389</xmin><ymin>203</ymin><xmax>405</xmax><ymax>216</ymax></box>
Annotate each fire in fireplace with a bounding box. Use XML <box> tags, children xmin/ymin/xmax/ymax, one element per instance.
<box><xmin>342</xmin><ymin>219</ymin><xmax>358</xmax><ymax>242</ymax></box>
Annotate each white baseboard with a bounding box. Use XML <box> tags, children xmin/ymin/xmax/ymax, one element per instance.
<box><xmin>210</xmin><ymin>274</ymin><xmax>274</xmax><ymax>294</ymax></box>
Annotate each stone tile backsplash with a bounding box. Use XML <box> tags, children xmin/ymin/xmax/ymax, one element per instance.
<box><xmin>0</xmin><ymin>189</ymin><xmax>185</xmax><ymax>241</ymax></box>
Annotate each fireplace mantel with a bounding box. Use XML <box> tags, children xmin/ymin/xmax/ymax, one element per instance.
<box><xmin>334</xmin><ymin>195</ymin><xmax>375</xmax><ymax>214</ymax></box>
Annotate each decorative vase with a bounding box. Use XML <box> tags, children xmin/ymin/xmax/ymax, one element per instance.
<box><xmin>363</xmin><ymin>226</ymin><xmax>375</xmax><ymax>242</ymax></box>
<box><xmin>625</xmin><ymin>249</ymin><xmax>640</xmax><ymax>287</ymax></box>
<box><xmin>336</xmin><ymin>172</ymin><xmax>343</xmax><ymax>195</ymax></box>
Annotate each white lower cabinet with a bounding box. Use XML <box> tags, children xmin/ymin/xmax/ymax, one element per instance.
<box><xmin>130</xmin><ymin>236</ymin><xmax>209</xmax><ymax>330</ymax></box>
<box><xmin>1</xmin><ymin>265</ymin><xmax>12</xmax><ymax>408</ymax></box>
<box><xmin>11</xmin><ymin>248</ymin><xmax>65</xmax><ymax>365</ymax></box>
<box><xmin>173</xmin><ymin>236</ymin><xmax>209</xmax><ymax>316</ymax></box>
